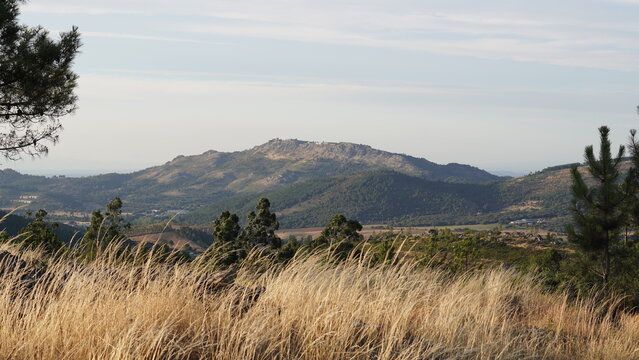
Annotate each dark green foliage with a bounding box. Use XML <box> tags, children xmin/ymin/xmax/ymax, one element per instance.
<box><xmin>0</xmin><ymin>208</ymin><xmax>77</xmax><ymax>240</ymax></box>
<box><xmin>538</xmin><ymin>163</ymin><xmax>583</xmax><ymax>173</ymax></box>
<box><xmin>369</xmin><ymin>238</ymin><xmax>395</xmax><ymax>265</ymax></box>
<box><xmin>238</xmin><ymin>198</ymin><xmax>281</xmax><ymax>248</ymax></box>
<box><xmin>309</xmin><ymin>214</ymin><xmax>363</xmax><ymax>260</ymax></box>
<box><xmin>201</xmin><ymin>210</ymin><xmax>245</xmax><ymax>266</ymax></box>
<box><xmin>17</xmin><ymin>209</ymin><xmax>63</xmax><ymax>252</ymax></box>
<box><xmin>180</xmin><ymin>169</ymin><xmax>563</xmax><ymax>229</ymax></box>
<box><xmin>145</xmin><ymin>243</ymin><xmax>191</xmax><ymax>264</ymax></box>
<box><xmin>528</xmin><ymin>249</ymin><xmax>565</xmax><ymax>289</ymax></box>
<box><xmin>199</xmin><ymin>239</ymin><xmax>246</xmax><ymax>268</ymax></box>
<box><xmin>0</xmin><ymin>0</ymin><xmax>81</xmax><ymax>159</ymax></box>
<box><xmin>566</xmin><ymin>126</ymin><xmax>632</xmax><ymax>284</ymax></box>
<box><xmin>83</xmin><ymin>197</ymin><xmax>130</xmax><ymax>254</ymax></box>
<box><xmin>277</xmin><ymin>236</ymin><xmax>301</xmax><ymax>262</ymax></box>
<box><xmin>105</xmin><ymin>197</ymin><xmax>129</xmax><ymax>238</ymax></box>
<box><xmin>84</xmin><ymin>210</ymin><xmax>104</xmax><ymax>242</ymax></box>
<box><xmin>212</xmin><ymin>211</ymin><xmax>240</xmax><ymax>244</ymax></box>
<box><xmin>312</xmin><ymin>214</ymin><xmax>363</xmax><ymax>248</ymax></box>
<box><xmin>451</xmin><ymin>231</ymin><xmax>480</xmax><ymax>271</ymax></box>
<box><xmin>201</xmin><ymin>198</ymin><xmax>283</xmax><ymax>267</ymax></box>
<box><xmin>625</xmin><ymin>130</ymin><xmax>639</xmax><ymax>241</ymax></box>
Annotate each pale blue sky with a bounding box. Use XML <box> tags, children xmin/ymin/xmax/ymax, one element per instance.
<box><xmin>8</xmin><ymin>0</ymin><xmax>639</xmax><ymax>176</ymax></box>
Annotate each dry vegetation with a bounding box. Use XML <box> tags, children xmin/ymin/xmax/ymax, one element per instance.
<box><xmin>0</xmin><ymin>243</ymin><xmax>637</xmax><ymax>359</ymax></box>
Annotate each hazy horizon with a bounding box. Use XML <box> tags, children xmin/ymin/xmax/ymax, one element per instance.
<box><xmin>6</xmin><ymin>0</ymin><xmax>639</xmax><ymax>176</ymax></box>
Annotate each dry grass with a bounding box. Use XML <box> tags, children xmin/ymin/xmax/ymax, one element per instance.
<box><xmin>0</xmin><ymin>244</ymin><xmax>637</xmax><ymax>359</ymax></box>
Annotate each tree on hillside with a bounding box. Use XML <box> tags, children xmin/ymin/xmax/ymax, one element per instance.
<box><xmin>566</xmin><ymin>126</ymin><xmax>633</xmax><ymax>284</ymax></box>
<box><xmin>312</xmin><ymin>214</ymin><xmax>363</xmax><ymax>248</ymax></box>
<box><xmin>17</xmin><ymin>209</ymin><xmax>63</xmax><ymax>252</ymax></box>
<box><xmin>0</xmin><ymin>0</ymin><xmax>81</xmax><ymax>159</ymax></box>
<box><xmin>212</xmin><ymin>211</ymin><xmax>240</xmax><ymax>244</ymax></box>
<box><xmin>84</xmin><ymin>197</ymin><xmax>130</xmax><ymax>246</ymax></box>
<box><xmin>105</xmin><ymin>197</ymin><xmax>129</xmax><ymax>237</ymax></box>
<box><xmin>238</xmin><ymin>198</ymin><xmax>281</xmax><ymax>248</ymax></box>
<box><xmin>203</xmin><ymin>210</ymin><xmax>245</xmax><ymax>266</ymax></box>
<box><xmin>309</xmin><ymin>214</ymin><xmax>363</xmax><ymax>260</ymax></box>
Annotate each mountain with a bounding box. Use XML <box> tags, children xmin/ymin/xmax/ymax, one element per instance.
<box><xmin>0</xmin><ymin>139</ymin><xmax>502</xmax><ymax>214</ymax></box>
<box><xmin>0</xmin><ymin>138</ymin><xmax>598</xmax><ymax>230</ymax></box>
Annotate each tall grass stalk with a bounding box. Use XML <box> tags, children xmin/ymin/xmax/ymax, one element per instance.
<box><xmin>0</xmin><ymin>241</ymin><xmax>636</xmax><ymax>359</ymax></box>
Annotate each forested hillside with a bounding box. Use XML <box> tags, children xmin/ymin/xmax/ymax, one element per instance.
<box><xmin>0</xmin><ymin>139</ymin><xmax>601</xmax><ymax>228</ymax></box>
<box><xmin>179</xmin><ymin>165</ymin><xmax>586</xmax><ymax>228</ymax></box>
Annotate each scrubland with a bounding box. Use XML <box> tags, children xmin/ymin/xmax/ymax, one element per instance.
<box><xmin>0</xmin><ymin>243</ymin><xmax>637</xmax><ymax>360</ymax></box>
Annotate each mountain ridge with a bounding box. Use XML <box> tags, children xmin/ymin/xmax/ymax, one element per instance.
<box><xmin>0</xmin><ymin>139</ymin><xmax>503</xmax><ymax>216</ymax></box>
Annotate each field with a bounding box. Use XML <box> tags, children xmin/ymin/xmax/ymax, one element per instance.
<box><xmin>0</xmin><ymin>242</ymin><xmax>637</xmax><ymax>359</ymax></box>
<box><xmin>122</xmin><ymin>223</ymin><xmax>555</xmax><ymax>256</ymax></box>
<box><xmin>276</xmin><ymin>223</ymin><xmax>550</xmax><ymax>240</ymax></box>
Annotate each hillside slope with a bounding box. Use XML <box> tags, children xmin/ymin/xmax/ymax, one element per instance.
<box><xmin>0</xmin><ymin>140</ymin><xmax>605</xmax><ymax>229</ymax></box>
<box><xmin>180</xmin><ymin>162</ymin><xmax>611</xmax><ymax>229</ymax></box>
<box><xmin>0</xmin><ymin>139</ymin><xmax>502</xmax><ymax>213</ymax></box>
<box><xmin>181</xmin><ymin>170</ymin><xmax>506</xmax><ymax>228</ymax></box>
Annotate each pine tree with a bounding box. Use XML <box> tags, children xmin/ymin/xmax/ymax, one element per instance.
<box><xmin>238</xmin><ymin>198</ymin><xmax>281</xmax><ymax>248</ymax></box>
<box><xmin>312</xmin><ymin>214</ymin><xmax>363</xmax><ymax>247</ymax></box>
<box><xmin>310</xmin><ymin>214</ymin><xmax>363</xmax><ymax>260</ymax></box>
<box><xmin>566</xmin><ymin>126</ymin><xmax>632</xmax><ymax>284</ymax></box>
<box><xmin>625</xmin><ymin>129</ymin><xmax>639</xmax><ymax>237</ymax></box>
<box><xmin>83</xmin><ymin>197</ymin><xmax>129</xmax><ymax>254</ymax></box>
<box><xmin>212</xmin><ymin>211</ymin><xmax>240</xmax><ymax>244</ymax></box>
<box><xmin>18</xmin><ymin>209</ymin><xmax>63</xmax><ymax>252</ymax></box>
<box><xmin>0</xmin><ymin>0</ymin><xmax>81</xmax><ymax>159</ymax></box>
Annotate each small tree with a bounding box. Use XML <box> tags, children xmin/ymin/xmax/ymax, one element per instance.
<box><xmin>212</xmin><ymin>211</ymin><xmax>240</xmax><ymax>244</ymax></box>
<box><xmin>312</xmin><ymin>214</ymin><xmax>363</xmax><ymax>248</ymax></box>
<box><xmin>277</xmin><ymin>235</ymin><xmax>301</xmax><ymax>262</ymax></box>
<box><xmin>451</xmin><ymin>231</ymin><xmax>480</xmax><ymax>271</ymax></box>
<box><xmin>18</xmin><ymin>209</ymin><xmax>63</xmax><ymax>252</ymax></box>
<box><xmin>202</xmin><ymin>210</ymin><xmax>245</xmax><ymax>266</ymax></box>
<box><xmin>84</xmin><ymin>197</ymin><xmax>130</xmax><ymax>251</ymax></box>
<box><xmin>238</xmin><ymin>198</ymin><xmax>281</xmax><ymax>248</ymax></box>
<box><xmin>104</xmin><ymin>197</ymin><xmax>129</xmax><ymax>238</ymax></box>
<box><xmin>84</xmin><ymin>209</ymin><xmax>104</xmax><ymax>242</ymax></box>
<box><xmin>370</xmin><ymin>238</ymin><xmax>395</xmax><ymax>265</ymax></box>
<box><xmin>566</xmin><ymin>126</ymin><xmax>632</xmax><ymax>284</ymax></box>
<box><xmin>0</xmin><ymin>0</ymin><xmax>81</xmax><ymax>159</ymax></box>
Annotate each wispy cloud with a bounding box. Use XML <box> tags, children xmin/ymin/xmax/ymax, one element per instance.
<box><xmin>182</xmin><ymin>22</ymin><xmax>639</xmax><ymax>71</ymax></box>
<box><xmin>82</xmin><ymin>31</ymin><xmax>229</xmax><ymax>46</ymax></box>
<box><xmin>22</xmin><ymin>4</ymin><xmax>144</xmax><ymax>15</ymax></box>
<box><xmin>24</xmin><ymin>0</ymin><xmax>639</xmax><ymax>71</ymax></box>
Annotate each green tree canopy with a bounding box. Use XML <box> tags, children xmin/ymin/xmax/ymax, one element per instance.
<box><xmin>566</xmin><ymin>126</ymin><xmax>633</xmax><ymax>284</ymax></box>
<box><xmin>85</xmin><ymin>197</ymin><xmax>130</xmax><ymax>244</ymax></box>
<box><xmin>238</xmin><ymin>198</ymin><xmax>281</xmax><ymax>248</ymax></box>
<box><xmin>212</xmin><ymin>210</ymin><xmax>240</xmax><ymax>243</ymax></box>
<box><xmin>0</xmin><ymin>0</ymin><xmax>81</xmax><ymax>159</ymax></box>
<box><xmin>313</xmin><ymin>214</ymin><xmax>363</xmax><ymax>248</ymax></box>
<box><xmin>18</xmin><ymin>209</ymin><xmax>63</xmax><ymax>252</ymax></box>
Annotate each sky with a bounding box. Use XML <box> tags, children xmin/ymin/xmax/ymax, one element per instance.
<box><xmin>7</xmin><ymin>0</ymin><xmax>639</xmax><ymax>176</ymax></box>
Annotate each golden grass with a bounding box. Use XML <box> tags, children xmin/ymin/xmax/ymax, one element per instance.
<box><xmin>0</xmin><ymin>244</ymin><xmax>637</xmax><ymax>359</ymax></box>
